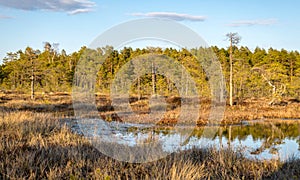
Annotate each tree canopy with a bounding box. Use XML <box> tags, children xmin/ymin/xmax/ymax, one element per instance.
<box><xmin>1</xmin><ymin>44</ymin><xmax>300</xmax><ymax>101</ymax></box>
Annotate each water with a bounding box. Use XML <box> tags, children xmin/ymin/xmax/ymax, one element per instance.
<box><xmin>68</xmin><ymin>118</ymin><xmax>300</xmax><ymax>161</ymax></box>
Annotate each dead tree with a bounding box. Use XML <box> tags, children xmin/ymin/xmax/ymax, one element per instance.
<box><xmin>226</xmin><ymin>33</ymin><xmax>241</xmax><ymax>106</ymax></box>
<box><xmin>252</xmin><ymin>67</ymin><xmax>286</xmax><ymax>105</ymax></box>
<box><xmin>25</xmin><ymin>48</ymin><xmax>38</xmax><ymax>100</ymax></box>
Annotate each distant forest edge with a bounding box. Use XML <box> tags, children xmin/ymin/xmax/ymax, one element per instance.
<box><xmin>1</xmin><ymin>43</ymin><xmax>300</xmax><ymax>102</ymax></box>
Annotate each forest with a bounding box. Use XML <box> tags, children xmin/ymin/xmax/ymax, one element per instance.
<box><xmin>1</xmin><ymin>42</ymin><xmax>300</xmax><ymax>103</ymax></box>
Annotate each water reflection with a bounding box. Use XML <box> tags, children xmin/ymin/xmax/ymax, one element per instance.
<box><xmin>71</xmin><ymin>119</ymin><xmax>300</xmax><ymax>161</ymax></box>
<box><xmin>216</xmin><ymin>121</ymin><xmax>300</xmax><ymax>161</ymax></box>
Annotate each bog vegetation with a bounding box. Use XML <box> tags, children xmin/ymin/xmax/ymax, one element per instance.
<box><xmin>1</xmin><ymin>43</ymin><xmax>300</xmax><ymax>179</ymax></box>
<box><xmin>0</xmin><ymin>107</ymin><xmax>299</xmax><ymax>179</ymax></box>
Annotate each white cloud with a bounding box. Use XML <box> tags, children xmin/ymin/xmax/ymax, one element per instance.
<box><xmin>228</xmin><ymin>19</ymin><xmax>278</xmax><ymax>27</ymax></box>
<box><xmin>131</xmin><ymin>12</ymin><xmax>207</xmax><ymax>22</ymax></box>
<box><xmin>0</xmin><ymin>0</ymin><xmax>96</xmax><ymax>15</ymax></box>
<box><xmin>68</xmin><ymin>8</ymin><xmax>93</xmax><ymax>15</ymax></box>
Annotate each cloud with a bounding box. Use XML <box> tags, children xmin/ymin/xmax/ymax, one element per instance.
<box><xmin>68</xmin><ymin>8</ymin><xmax>93</xmax><ymax>15</ymax></box>
<box><xmin>131</xmin><ymin>12</ymin><xmax>207</xmax><ymax>22</ymax></box>
<box><xmin>0</xmin><ymin>0</ymin><xmax>96</xmax><ymax>15</ymax></box>
<box><xmin>228</xmin><ymin>19</ymin><xmax>278</xmax><ymax>27</ymax></box>
<box><xmin>0</xmin><ymin>15</ymin><xmax>13</xmax><ymax>19</ymax></box>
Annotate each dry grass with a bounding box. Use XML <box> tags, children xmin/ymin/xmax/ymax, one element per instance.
<box><xmin>0</xmin><ymin>96</ymin><xmax>300</xmax><ymax>179</ymax></box>
<box><xmin>223</xmin><ymin>100</ymin><xmax>300</xmax><ymax>124</ymax></box>
<box><xmin>1</xmin><ymin>92</ymin><xmax>300</xmax><ymax>125</ymax></box>
<box><xmin>0</xmin><ymin>110</ymin><xmax>286</xmax><ymax>179</ymax></box>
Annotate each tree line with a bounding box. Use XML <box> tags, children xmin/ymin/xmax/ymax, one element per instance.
<box><xmin>1</xmin><ymin>43</ymin><xmax>300</xmax><ymax>102</ymax></box>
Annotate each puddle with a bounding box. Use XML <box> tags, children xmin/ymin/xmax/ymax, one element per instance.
<box><xmin>66</xmin><ymin>118</ymin><xmax>300</xmax><ymax>161</ymax></box>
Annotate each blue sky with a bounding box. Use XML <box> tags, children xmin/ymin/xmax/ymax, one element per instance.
<box><xmin>0</xmin><ymin>0</ymin><xmax>300</xmax><ymax>63</ymax></box>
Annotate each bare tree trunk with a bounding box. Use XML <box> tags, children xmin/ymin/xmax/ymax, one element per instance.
<box><xmin>51</xmin><ymin>51</ymin><xmax>56</xmax><ymax>63</ymax></box>
<box><xmin>219</xmin><ymin>127</ymin><xmax>223</xmax><ymax>149</ymax></box>
<box><xmin>260</xmin><ymin>73</ymin><xmax>277</xmax><ymax>105</ymax></box>
<box><xmin>185</xmin><ymin>74</ymin><xmax>189</xmax><ymax>96</ymax></box>
<box><xmin>152</xmin><ymin>62</ymin><xmax>156</xmax><ymax>95</ymax></box>
<box><xmin>229</xmin><ymin>39</ymin><xmax>233</xmax><ymax>106</ymax></box>
<box><xmin>69</xmin><ymin>59</ymin><xmax>73</xmax><ymax>71</ymax></box>
<box><xmin>181</xmin><ymin>67</ymin><xmax>184</xmax><ymax>94</ymax></box>
<box><xmin>290</xmin><ymin>59</ymin><xmax>294</xmax><ymax>83</ymax></box>
<box><xmin>166</xmin><ymin>78</ymin><xmax>170</xmax><ymax>95</ymax></box>
<box><xmin>137</xmin><ymin>76</ymin><xmax>141</xmax><ymax>100</ymax></box>
<box><xmin>31</xmin><ymin>57</ymin><xmax>35</xmax><ymax>100</ymax></box>
<box><xmin>13</xmin><ymin>71</ymin><xmax>16</xmax><ymax>89</ymax></box>
<box><xmin>228</xmin><ymin>125</ymin><xmax>232</xmax><ymax>148</ymax></box>
<box><xmin>252</xmin><ymin>67</ymin><xmax>287</xmax><ymax>105</ymax></box>
<box><xmin>226</xmin><ymin>32</ymin><xmax>240</xmax><ymax>106</ymax></box>
<box><xmin>111</xmin><ymin>63</ymin><xmax>113</xmax><ymax>75</ymax></box>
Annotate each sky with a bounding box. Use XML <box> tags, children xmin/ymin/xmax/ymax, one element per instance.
<box><xmin>0</xmin><ymin>0</ymin><xmax>300</xmax><ymax>64</ymax></box>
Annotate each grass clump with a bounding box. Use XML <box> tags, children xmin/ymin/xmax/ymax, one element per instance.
<box><xmin>0</xmin><ymin>110</ymin><xmax>299</xmax><ymax>179</ymax></box>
